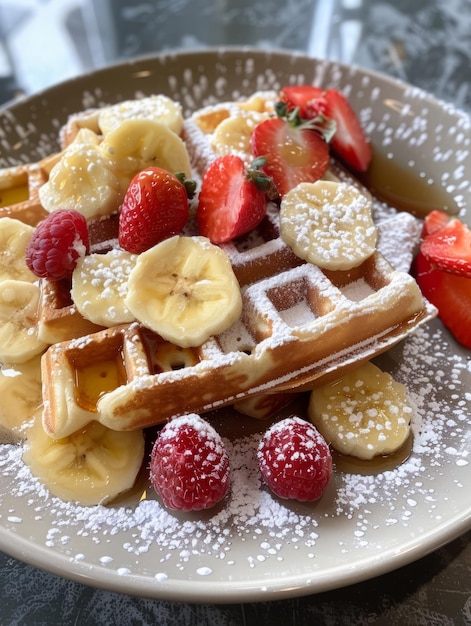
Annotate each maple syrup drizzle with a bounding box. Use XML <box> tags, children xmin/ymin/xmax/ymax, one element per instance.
<box><xmin>0</xmin><ymin>182</ymin><xmax>29</xmax><ymax>207</ymax></box>
<box><xmin>73</xmin><ymin>351</ymin><xmax>127</xmax><ymax>412</ymax></box>
<box><xmin>357</xmin><ymin>147</ymin><xmax>460</xmax><ymax>218</ymax></box>
<box><xmin>332</xmin><ymin>431</ymin><xmax>414</xmax><ymax>476</ymax></box>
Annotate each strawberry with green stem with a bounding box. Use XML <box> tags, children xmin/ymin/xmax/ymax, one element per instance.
<box><xmin>250</xmin><ymin>101</ymin><xmax>334</xmax><ymax>198</ymax></box>
<box><xmin>196</xmin><ymin>154</ymin><xmax>277</xmax><ymax>244</ymax></box>
<box><xmin>280</xmin><ymin>85</ymin><xmax>372</xmax><ymax>173</ymax></box>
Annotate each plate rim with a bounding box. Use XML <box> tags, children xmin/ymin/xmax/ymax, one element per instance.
<box><xmin>0</xmin><ymin>46</ymin><xmax>470</xmax><ymax>603</ymax></box>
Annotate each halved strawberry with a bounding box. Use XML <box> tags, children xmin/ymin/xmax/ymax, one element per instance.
<box><xmin>196</xmin><ymin>155</ymin><xmax>268</xmax><ymax>244</ymax></box>
<box><xmin>414</xmin><ymin>251</ymin><xmax>471</xmax><ymax>349</ymax></box>
<box><xmin>279</xmin><ymin>85</ymin><xmax>324</xmax><ymax>118</ymax></box>
<box><xmin>421</xmin><ymin>209</ymin><xmax>450</xmax><ymax>238</ymax></box>
<box><xmin>313</xmin><ymin>89</ymin><xmax>372</xmax><ymax>172</ymax></box>
<box><xmin>250</xmin><ymin>117</ymin><xmax>330</xmax><ymax>197</ymax></box>
<box><xmin>119</xmin><ymin>166</ymin><xmax>191</xmax><ymax>254</ymax></box>
<box><xmin>420</xmin><ymin>217</ymin><xmax>471</xmax><ymax>278</ymax></box>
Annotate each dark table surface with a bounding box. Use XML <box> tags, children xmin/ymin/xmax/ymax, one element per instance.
<box><xmin>0</xmin><ymin>1</ymin><xmax>470</xmax><ymax>624</ymax></box>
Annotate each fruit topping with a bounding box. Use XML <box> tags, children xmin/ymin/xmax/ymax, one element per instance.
<box><xmin>257</xmin><ymin>415</ymin><xmax>332</xmax><ymax>502</ymax></box>
<box><xmin>413</xmin><ymin>211</ymin><xmax>471</xmax><ymax>349</ymax></box>
<box><xmin>308</xmin><ymin>361</ymin><xmax>413</xmax><ymax>460</ymax></box>
<box><xmin>23</xmin><ymin>418</ymin><xmax>145</xmax><ymax>506</ymax></box>
<box><xmin>0</xmin><ymin>280</ymin><xmax>48</xmax><ymax>364</ymax></box>
<box><xmin>118</xmin><ymin>166</ymin><xmax>191</xmax><ymax>254</ymax></box>
<box><xmin>0</xmin><ymin>217</ymin><xmax>36</xmax><ymax>283</ymax></box>
<box><xmin>71</xmin><ymin>249</ymin><xmax>138</xmax><ymax>327</ymax></box>
<box><xmin>314</xmin><ymin>89</ymin><xmax>372</xmax><ymax>173</ymax></box>
<box><xmin>25</xmin><ymin>209</ymin><xmax>89</xmax><ymax>281</ymax></box>
<box><xmin>279</xmin><ymin>85</ymin><xmax>372</xmax><ymax>172</ymax></box>
<box><xmin>280</xmin><ymin>180</ymin><xmax>376</xmax><ymax>270</ymax></box>
<box><xmin>125</xmin><ymin>235</ymin><xmax>242</xmax><ymax>348</ymax></box>
<box><xmin>414</xmin><ymin>250</ymin><xmax>471</xmax><ymax>349</ymax></box>
<box><xmin>38</xmin><ymin>140</ymin><xmax>123</xmax><ymax>220</ymax></box>
<box><xmin>420</xmin><ymin>215</ymin><xmax>471</xmax><ymax>278</ymax></box>
<box><xmin>150</xmin><ymin>413</ymin><xmax>230</xmax><ymax>511</ymax></box>
<box><xmin>100</xmin><ymin>118</ymin><xmax>192</xmax><ymax>181</ymax></box>
<box><xmin>279</xmin><ymin>85</ymin><xmax>324</xmax><ymax>118</ymax></box>
<box><xmin>196</xmin><ymin>154</ymin><xmax>275</xmax><ymax>244</ymax></box>
<box><xmin>421</xmin><ymin>209</ymin><xmax>450</xmax><ymax>238</ymax></box>
<box><xmin>250</xmin><ymin>102</ymin><xmax>331</xmax><ymax>197</ymax></box>
<box><xmin>97</xmin><ymin>94</ymin><xmax>184</xmax><ymax>136</ymax></box>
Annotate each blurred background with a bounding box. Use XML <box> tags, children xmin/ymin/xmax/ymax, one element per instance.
<box><xmin>1</xmin><ymin>0</ymin><xmax>471</xmax><ymax>111</ymax></box>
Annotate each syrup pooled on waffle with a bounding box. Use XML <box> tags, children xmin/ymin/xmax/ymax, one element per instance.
<box><xmin>0</xmin><ymin>90</ymin><xmax>437</xmax><ymax>506</ymax></box>
<box><xmin>0</xmin><ymin>156</ymin><xmax>58</xmax><ymax>227</ymax></box>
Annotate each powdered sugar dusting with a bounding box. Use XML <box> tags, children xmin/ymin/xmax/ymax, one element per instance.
<box><xmin>0</xmin><ymin>322</ymin><xmax>469</xmax><ymax>593</ymax></box>
<box><xmin>0</xmin><ymin>50</ymin><xmax>470</xmax><ymax>600</ymax></box>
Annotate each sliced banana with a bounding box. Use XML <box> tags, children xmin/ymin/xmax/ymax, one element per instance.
<box><xmin>236</xmin><ymin>91</ymin><xmax>277</xmax><ymax>113</ymax></box>
<box><xmin>280</xmin><ymin>180</ymin><xmax>377</xmax><ymax>270</ymax></box>
<box><xmin>39</xmin><ymin>142</ymin><xmax>122</xmax><ymax>220</ymax></box>
<box><xmin>308</xmin><ymin>361</ymin><xmax>413</xmax><ymax>460</ymax></box>
<box><xmin>0</xmin><ymin>217</ymin><xmax>36</xmax><ymax>283</ymax></box>
<box><xmin>125</xmin><ymin>235</ymin><xmax>243</xmax><ymax>348</ymax></box>
<box><xmin>211</xmin><ymin>110</ymin><xmax>270</xmax><ymax>163</ymax></box>
<box><xmin>100</xmin><ymin>118</ymin><xmax>192</xmax><ymax>180</ymax></box>
<box><xmin>71</xmin><ymin>249</ymin><xmax>137</xmax><ymax>327</ymax></box>
<box><xmin>0</xmin><ymin>355</ymin><xmax>42</xmax><ymax>442</ymax></box>
<box><xmin>0</xmin><ymin>280</ymin><xmax>48</xmax><ymax>364</ymax></box>
<box><xmin>23</xmin><ymin>418</ymin><xmax>145</xmax><ymax>506</ymax></box>
<box><xmin>98</xmin><ymin>95</ymin><xmax>184</xmax><ymax>136</ymax></box>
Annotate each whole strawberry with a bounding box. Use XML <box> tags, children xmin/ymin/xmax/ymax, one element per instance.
<box><xmin>257</xmin><ymin>415</ymin><xmax>332</xmax><ymax>502</ymax></box>
<box><xmin>150</xmin><ymin>413</ymin><xmax>230</xmax><ymax>511</ymax></box>
<box><xmin>25</xmin><ymin>209</ymin><xmax>89</xmax><ymax>281</ymax></box>
<box><xmin>118</xmin><ymin>166</ymin><xmax>191</xmax><ymax>254</ymax></box>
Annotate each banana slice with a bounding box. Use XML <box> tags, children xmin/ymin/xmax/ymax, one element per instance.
<box><xmin>39</xmin><ymin>142</ymin><xmax>122</xmax><ymax>219</ymax></box>
<box><xmin>100</xmin><ymin>118</ymin><xmax>192</xmax><ymax>180</ymax></box>
<box><xmin>0</xmin><ymin>355</ymin><xmax>42</xmax><ymax>442</ymax></box>
<box><xmin>71</xmin><ymin>249</ymin><xmax>138</xmax><ymax>327</ymax></box>
<box><xmin>125</xmin><ymin>235</ymin><xmax>243</xmax><ymax>348</ymax></box>
<box><xmin>211</xmin><ymin>110</ymin><xmax>270</xmax><ymax>163</ymax></box>
<box><xmin>23</xmin><ymin>418</ymin><xmax>145</xmax><ymax>506</ymax></box>
<box><xmin>0</xmin><ymin>280</ymin><xmax>48</xmax><ymax>364</ymax></box>
<box><xmin>308</xmin><ymin>361</ymin><xmax>413</xmax><ymax>460</ymax></box>
<box><xmin>236</xmin><ymin>91</ymin><xmax>277</xmax><ymax>113</ymax></box>
<box><xmin>98</xmin><ymin>95</ymin><xmax>184</xmax><ymax>136</ymax></box>
<box><xmin>280</xmin><ymin>180</ymin><xmax>377</xmax><ymax>270</ymax></box>
<box><xmin>0</xmin><ymin>217</ymin><xmax>36</xmax><ymax>283</ymax></box>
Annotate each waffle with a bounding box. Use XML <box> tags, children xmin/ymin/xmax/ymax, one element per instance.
<box><xmin>0</xmin><ymin>157</ymin><xmax>58</xmax><ymax>227</ymax></box>
<box><xmin>182</xmin><ymin>92</ymin><xmax>276</xmax><ymax>175</ymax></box>
<box><xmin>59</xmin><ymin>108</ymin><xmax>101</xmax><ymax>149</ymax></box>
<box><xmin>42</xmin><ymin>244</ymin><xmax>434</xmax><ymax>437</ymax></box>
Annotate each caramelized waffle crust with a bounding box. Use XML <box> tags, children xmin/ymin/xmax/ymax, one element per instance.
<box><xmin>42</xmin><ymin>248</ymin><xmax>435</xmax><ymax>438</ymax></box>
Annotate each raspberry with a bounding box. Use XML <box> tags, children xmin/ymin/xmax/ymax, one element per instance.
<box><xmin>26</xmin><ymin>209</ymin><xmax>89</xmax><ymax>281</ymax></box>
<box><xmin>257</xmin><ymin>415</ymin><xmax>332</xmax><ymax>502</ymax></box>
<box><xmin>150</xmin><ymin>414</ymin><xmax>230</xmax><ymax>511</ymax></box>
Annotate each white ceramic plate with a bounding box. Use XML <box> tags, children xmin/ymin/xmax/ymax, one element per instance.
<box><xmin>0</xmin><ymin>49</ymin><xmax>470</xmax><ymax>603</ymax></box>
